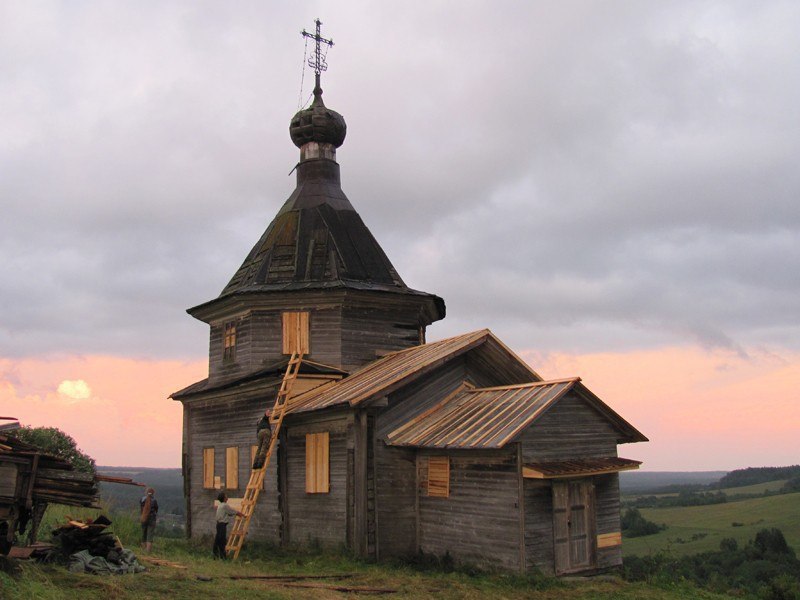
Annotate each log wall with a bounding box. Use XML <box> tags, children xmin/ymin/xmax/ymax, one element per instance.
<box><xmin>283</xmin><ymin>413</ymin><xmax>350</xmax><ymax>548</ymax></box>
<box><xmin>595</xmin><ymin>474</ymin><xmax>623</xmax><ymax>569</ymax></box>
<box><xmin>417</xmin><ymin>449</ymin><xmax>521</xmax><ymax>571</ymax></box>
<box><xmin>184</xmin><ymin>387</ymin><xmax>281</xmax><ymax>543</ymax></box>
<box><xmin>518</xmin><ymin>392</ymin><xmax>619</xmax><ymax>461</ymax></box>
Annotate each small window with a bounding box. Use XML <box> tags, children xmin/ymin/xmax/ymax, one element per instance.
<box><xmin>305</xmin><ymin>432</ymin><xmax>329</xmax><ymax>493</ymax></box>
<box><xmin>282</xmin><ymin>311</ymin><xmax>310</xmax><ymax>355</ymax></box>
<box><xmin>203</xmin><ymin>447</ymin><xmax>215</xmax><ymax>489</ymax></box>
<box><xmin>226</xmin><ymin>446</ymin><xmax>239</xmax><ymax>489</ymax></box>
<box><xmin>223</xmin><ymin>322</ymin><xmax>237</xmax><ymax>362</ymax></box>
<box><xmin>427</xmin><ymin>456</ymin><xmax>450</xmax><ymax>498</ymax></box>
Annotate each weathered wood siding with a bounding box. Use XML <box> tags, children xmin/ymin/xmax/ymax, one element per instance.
<box><xmin>283</xmin><ymin>413</ymin><xmax>350</xmax><ymax>548</ymax></box>
<box><xmin>373</xmin><ymin>442</ymin><xmax>416</xmax><ymax>558</ymax></box>
<box><xmin>340</xmin><ymin>300</ymin><xmax>430</xmax><ymax>372</ymax></box>
<box><xmin>523</xmin><ymin>478</ymin><xmax>554</xmax><ymax>573</ymax></box>
<box><xmin>417</xmin><ymin>450</ymin><xmax>521</xmax><ymax>571</ymax></box>
<box><xmin>208</xmin><ymin>315</ymin><xmax>252</xmax><ymax>383</ymax></box>
<box><xmin>184</xmin><ymin>388</ymin><xmax>281</xmax><ymax>543</ymax></box>
<box><xmin>208</xmin><ymin>307</ymin><xmax>343</xmax><ymax>384</ymax></box>
<box><xmin>518</xmin><ymin>392</ymin><xmax>619</xmax><ymax>462</ymax></box>
<box><xmin>372</xmin><ymin>355</ymin><xmax>516</xmax><ymax>561</ymax></box>
<box><xmin>595</xmin><ymin>474</ymin><xmax>623</xmax><ymax>569</ymax></box>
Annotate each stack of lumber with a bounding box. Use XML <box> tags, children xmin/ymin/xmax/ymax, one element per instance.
<box><xmin>33</xmin><ymin>468</ymin><xmax>99</xmax><ymax>507</ymax></box>
<box><xmin>0</xmin><ymin>433</ymin><xmax>141</xmax><ymax>508</ymax></box>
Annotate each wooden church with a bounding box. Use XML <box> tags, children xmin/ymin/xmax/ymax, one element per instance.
<box><xmin>172</xmin><ymin>26</ymin><xmax>647</xmax><ymax>575</ymax></box>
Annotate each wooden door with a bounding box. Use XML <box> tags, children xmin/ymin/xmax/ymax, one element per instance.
<box><xmin>552</xmin><ymin>480</ymin><xmax>596</xmax><ymax>574</ymax></box>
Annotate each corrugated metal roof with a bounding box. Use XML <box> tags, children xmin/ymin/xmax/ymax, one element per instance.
<box><xmin>523</xmin><ymin>457</ymin><xmax>642</xmax><ymax>479</ymax></box>
<box><xmin>385</xmin><ymin>379</ymin><xmax>579</xmax><ymax>449</ymax></box>
<box><xmin>288</xmin><ymin>329</ymin><xmax>535</xmax><ymax>413</ymax></box>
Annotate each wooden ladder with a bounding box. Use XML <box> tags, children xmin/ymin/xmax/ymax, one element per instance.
<box><xmin>225</xmin><ymin>351</ymin><xmax>303</xmax><ymax>559</ymax></box>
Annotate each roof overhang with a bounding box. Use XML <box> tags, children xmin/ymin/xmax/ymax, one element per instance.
<box><xmin>523</xmin><ymin>457</ymin><xmax>642</xmax><ymax>479</ymax></box>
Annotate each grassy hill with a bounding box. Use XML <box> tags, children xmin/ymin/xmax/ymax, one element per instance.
<box><xmin>2</xmin><ymin>505</ymin><xmax>729</xmax><ymax>600</ymax></box>
<box><xmin>623</xmin><ymin>491</ymin><xmax>800</xmax><ymax>557</ymax></box>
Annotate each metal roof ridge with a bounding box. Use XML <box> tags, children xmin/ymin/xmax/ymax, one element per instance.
<box><xmin>467</xmin><ymin>377</ymin><xmax>581</xmax><ymax>393</ymax></box>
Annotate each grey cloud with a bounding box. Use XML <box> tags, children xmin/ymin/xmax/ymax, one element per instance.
<box><xmin>1</xmin><ymin>1</ymin><xmax>799</xmax><ymax>359</ymax></box>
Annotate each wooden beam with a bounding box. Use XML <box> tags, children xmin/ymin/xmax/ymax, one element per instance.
<box><xmin>522</xmin><ymin>463</ymin><xmax>640</xmax><ymax>479</ymax></box>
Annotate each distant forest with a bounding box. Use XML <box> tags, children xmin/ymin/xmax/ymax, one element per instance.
<box><xmin>715</xmin><ymin>465</ymin><xmax>800</xmax><ymax>489</ymax></box>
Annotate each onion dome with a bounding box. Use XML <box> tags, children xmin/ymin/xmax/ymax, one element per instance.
<box><xmin>289</xmin><ymin>86</ymin><xmax>347</xmax><ymax>149</ymax></box>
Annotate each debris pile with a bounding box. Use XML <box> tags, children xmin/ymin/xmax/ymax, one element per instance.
<box><xmin>51</xmin><ymin>516</ymin><xmax>145</xmax><ymax>575</ymax></box>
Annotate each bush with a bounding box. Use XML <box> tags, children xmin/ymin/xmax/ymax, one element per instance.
<box><xmin>621</xmin><ymin>508</ymin><xmax>665</xmax><ymax>537</ymax></box>
<box><xmin>625</xmin><ymin>528</ymin><xmax>800</xmax><ymax>598</ymax></box>
<box><xmin>9</xmin><ymin>426</ymin><xmax>95</xmax><ymax>474</ymax></box>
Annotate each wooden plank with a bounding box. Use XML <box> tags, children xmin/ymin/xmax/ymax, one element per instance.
<box><xmin>226</xmin><ymin>446</ymin><xmax>239</xmax><ymax>490</ymax></box>
<box><xmin>597</xmin><ymin>531</ymin><xmax>621</xmax><ymax>548</ymax></box>
<box><xmin>305</xmin><ymin>432</ymin><xmax>329</xmax><ymax>494</ymax></box>
<box><xmin>203</xmin><ymin>448</ymin><xmax>215</xmax><ymax>489</ymax></box>
<box><xmin>552</xmin><ymin>481</ymin><xmax>569</xmax><ymax>575</ymax></box>
<box><xmin>283</xmin><ymin>312</ymin><xmax>310</xmax><ymax>355</ymax></box>
<box><xmin>318</xmin><ymin>432</ymin><xmax>329</xmax><ymax>493</ymax></box>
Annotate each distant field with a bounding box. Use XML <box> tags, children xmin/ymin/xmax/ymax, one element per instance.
<box><xmin>623</xmin><ymin>491</ymin><xmax>800</xmax><ymax>557</ymax></box>
<box><xmin>720</xmin><ymin>479</ymin><xmax>788</xmax><ymax>495</ymax></box>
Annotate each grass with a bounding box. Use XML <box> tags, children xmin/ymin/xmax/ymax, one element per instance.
<box><xmin>0</xmin><ymin>506</ymin><xmax>733</xmax><ymax>599</ymax></box>
<box><xmin>623</xmin><ymin>491</ymin><xmax>800</xmax><ymax>557</ymax></box>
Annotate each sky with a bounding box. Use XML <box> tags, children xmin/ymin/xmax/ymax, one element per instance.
<box><xmin>1</xmin><ymin>1</ymin><xmax>798</xmax><ymax>470</ymax></box>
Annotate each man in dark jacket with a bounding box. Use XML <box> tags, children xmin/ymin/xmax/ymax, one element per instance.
<box><xmin>252</xmin><ymin>410</ymin><xmax>272</xmax><ymax>469</ymax></box>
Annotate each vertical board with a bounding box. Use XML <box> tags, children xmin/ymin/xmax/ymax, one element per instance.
<box><xmin>568</xmin><ymin>482</ymin><xmax>588</xmax><ymax>567</ymax></box>
<box><xmin>317</xmin><ymin>431</ymin><xmax>329</xmax><ymax>493</ymax></box>
<box><xmin>427</xmin><ymin>456</ymin><xmax>450</xmax><ymax>498</ymax></box>
<box><xmin>203</xmin><ymin>447</ymin><xmax>215</xmax><ymax>489</ymax></box>
<box><xmin>552</xmin><ymin>481</ymin><xmax>569</xmax><ymax>574</ymax></box>
<box><xmin>305</xmin><ymin>432</ymin><xmax>329</xmax><ymax>493</ymax></box>
<box><xmin>226</xmin><ymin>446</ymin><xmax>239</xmax><ymax>490</ymax></box>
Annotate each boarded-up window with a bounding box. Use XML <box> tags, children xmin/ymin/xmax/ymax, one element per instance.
<box><xmin>282</xmin><ymin>311</ymin><xmax>310</xmax><ymax>355</ymax></box>
<box><xmin>223</xmin><ymin>322</ymin><xmax>237</xmax><ymax>362</ymax></box>
<box><xmin>427</xmin><ymin>456</ymin><xmax>450</xmax><ymax>498</ymax></box>
<box><xmin>226</xmin><ymin>447</ymin><xmax>239</xmax><ymax>489</ymax></box>
<box><xmin>305</xmin><ymin>432</ymin><xmax>329</xmax><ymax>493</ymax></box>
<box><xmin>203</xmin><ymin>448</ymin><xmax>215</xmax><ymax>489</ymax></box>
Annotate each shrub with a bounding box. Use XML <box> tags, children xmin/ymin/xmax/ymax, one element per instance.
<box><xmin>9</xmin><ymin>426</ymin><xmax>95</xmax><ymax>474</ymax></box>
<box><xmin>621</xmin><ymin>508</ymin><xmax>665</xmax><ymax>537</ymax></box>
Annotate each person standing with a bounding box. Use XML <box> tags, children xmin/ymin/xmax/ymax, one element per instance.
<box><xmin>139</xmin><ymin>487</ymin><xmax>158</xmax><ymax>553</ymax></box>
<box><xmin>214</xmin><ymin>492</ymin><xmax>244</xmax><ymax>559</ymax></box>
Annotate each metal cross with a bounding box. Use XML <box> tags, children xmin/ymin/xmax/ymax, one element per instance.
<box><xmin>301</xmin><ymin>19</ymin><xmax>334</xmax><ymax>78</ymax></box>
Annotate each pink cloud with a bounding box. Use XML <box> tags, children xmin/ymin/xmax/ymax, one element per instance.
<box><xmin>2</xmin><ymin>344</ymin><xmax>798</xmax><ymax>471</ymax></box>
<box><xmin>521</xmin><ymin>346</ymin><xmax>800</xmax><ymax>471</ymax></box>
<box><xmin>0</xmin><ymin>356</ymin><xmax>205</xmax><ymax>467</ymax></box>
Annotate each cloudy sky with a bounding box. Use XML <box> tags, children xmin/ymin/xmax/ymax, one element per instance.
<box><xmin>1</xmin><ymin>1</ymin><xmax>798</xmax><ymax>470</ymax></box>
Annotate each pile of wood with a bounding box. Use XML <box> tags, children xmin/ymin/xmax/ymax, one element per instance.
<box><xmin>51</xmin><ymin>515</ymin><xmax>116</xmax><ymax>557</ymax></box>
<box><xmin>0</xmin><ymin>433</ymin><xmax>100</xmax><ymax>508</ymax></box>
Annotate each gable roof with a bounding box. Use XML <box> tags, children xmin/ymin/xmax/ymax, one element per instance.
<box><xmin>288</xmin><ymin>329</ymin><xmax>542</xmax><ymax>414</ymax></box>
<box><xmin>385</xmin><ymin>379</ymin><xmax>647</xmax><ymax>449</ymax></box>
